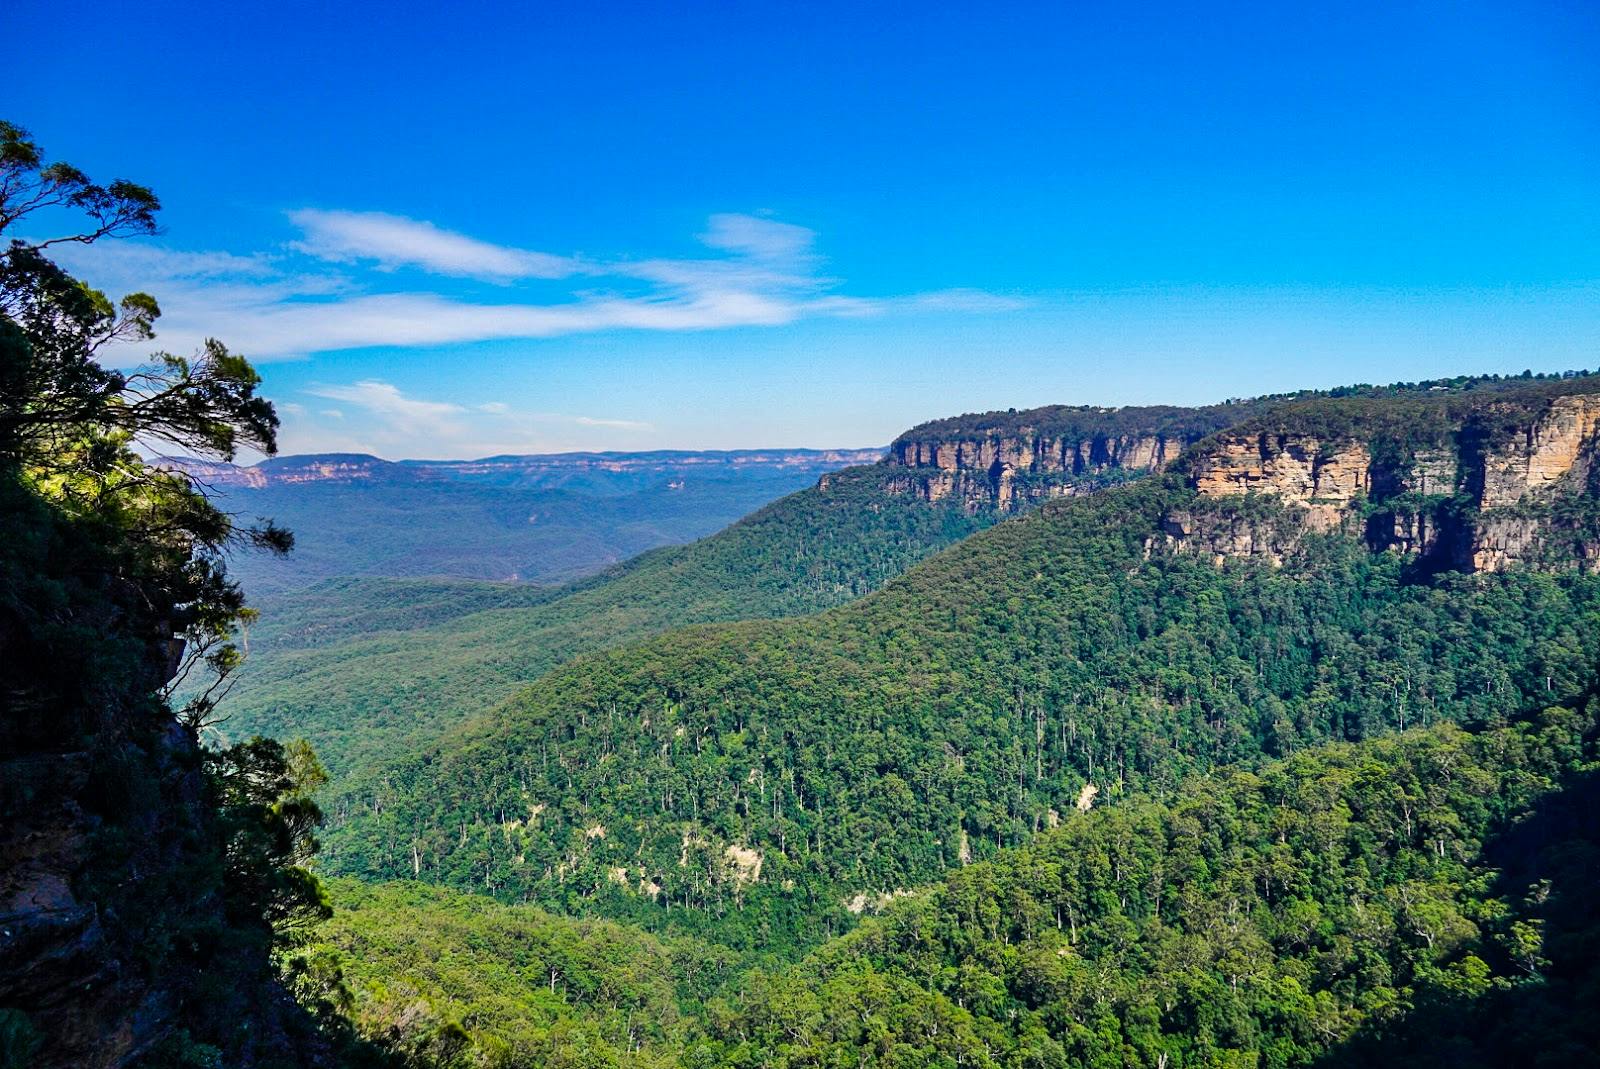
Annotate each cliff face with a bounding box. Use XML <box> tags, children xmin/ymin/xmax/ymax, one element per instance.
<box><xmin>1</xmin><ymin>729</ymin><xmax>205</xmax><ymax>1067</ymax></box>
<box><xmin>0</xmin><ymin>490</ymin><xmax>331</xmax><ymax>1068</ymax></box>
<box><xmin>1164</xmin><ymin>392</ymin><xmax>1600</xmax><ymax>572</ymax></box>
<box><xmin>1476</xmin><ymin>394</ymin><xmax>1600</xmax><ymax>508</ymax></box>
<box><xmin>885</xmin><ymin>431</ymin><xmax>1196</xmax><ymax>511</ymax></box>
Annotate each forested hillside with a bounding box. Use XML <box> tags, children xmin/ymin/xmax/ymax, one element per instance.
<box><xmin>244</xmin><ymin>577</ymin><xmax>563</xmax><ymax>652</ymax></box>
<box><xmin>326</xmin><ymin>454</ymin><xmax>1600</xmax><ymax>949</ymax></box>
<box><xmin>221</xmin><ymin>371</ymin><xmax>1593</xmax><ymax>783</ymax></box>
<box><xmin>218</xmin><ymin>463</ymin><xmax>995</xmax><ymax>778</ymax></box>
<box><xmin>304</xmin><ymin>879</ymin><xmax>739</xmax><ymax>1067</ymax></box>
<box><xmin>693</xmin><ymin>704</ymin><xmax>1600</xmax><ymax>1067</ymax></box>
<box><xmin>299</xmin><ymin>706</ymin><xmax>1600</xmax><ymax>1068</ymax></box>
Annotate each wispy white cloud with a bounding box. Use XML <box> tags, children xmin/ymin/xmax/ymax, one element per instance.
<box><xmin>574</xmin><ymin>415</ymin><xmax>653</xmax><ymax>430</ymax></box>
<box><xmin>288</xmin><ymin>209</ymin><xmax>578</xmax><ymax>281</ymax></box>
<box><xmin>61</xmin><ymin>211</ymin><xmax>1020</xmax><ymax>363</ymax></box>
<box><xmin>48</xmin><ymin>242</ymin><xmax>279</xmax><ymax>281</ymax></box>
<box><xmin>699</xmin><ymin>213</ymin><xmax>816</xmax><ymax>265</ymax></box>
<box><xmin>304</xmin><ymin>379</ymin><xmax>467</xmax><ymax>438</ymax></box>
<box><xmin>899</xmin><ymin>288</ymin><xmax>1030</xmax><ymax>313</ymax></box>
<box><xmin>275</xmin><ymin>382</ymin><xmax>653</xmax><ymax>458</ymax></box>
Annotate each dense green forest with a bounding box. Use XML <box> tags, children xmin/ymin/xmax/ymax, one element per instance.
<box><xmin>300</xmin><ymin>706</ymin><xmax>1600</xmax><ymax>1068</ymax></box>
<box><xmin>306</xmin><ymin>879</ymin><xmax>738</xmax><ymax>1068</ymax></box>
<box><xmin>694</xmin><ymin>704</ymin><xmax>1600</xmax><ymax>1068</ymax></box>
<box><xmin>244</xmin><ymin>577</ymin><xmax>563</xmax><ymax>652</ymax></box>
<box><xmin>324</xmin><ymin>473</ymin><xmax>1600</xmax><ymax>952</ymax></box>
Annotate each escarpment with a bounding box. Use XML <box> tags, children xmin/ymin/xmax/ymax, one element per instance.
<box><xmin>883</xmin><ymin>402</ymin><xmax>1273</xmax><ymax>511</ymax></box>
<box><xmin>885</xmin><ymin>431</ymin><xmax>1190</xmax><ymax>509</ymax></box>
<box><xmin>1163</xmin><ymin>385</ymin><xmax>1600</xmax><ymax>572</ymax></box>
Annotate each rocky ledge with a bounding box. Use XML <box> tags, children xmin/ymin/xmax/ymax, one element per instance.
<box><xmin>1162</xmin><ymin>390</ymin><xmax>1600</xmax><ymax>572</ymax></box>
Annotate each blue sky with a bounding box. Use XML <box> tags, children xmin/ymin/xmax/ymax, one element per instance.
<box><xmin>10</xmin><ymin>0</ymin><xmax>1600</xmax><ymax>458</ymax></box>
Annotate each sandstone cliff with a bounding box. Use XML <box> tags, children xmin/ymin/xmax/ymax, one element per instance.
<box><xmin>884</xmin><ymin>431</ymin><xmax>1191</xmax><ymax>510</ymax></box>
<box><xmin>1162</xmin><ymin>386</ymin><xmax>1600</xmax><ymax>572</ymax></box>
<box><xmin>883</xmin><ymin>402</ymin><xmax>1271</xmax><ymax>512</ymax></box>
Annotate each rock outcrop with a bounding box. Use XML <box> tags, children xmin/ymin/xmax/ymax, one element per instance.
<box><xmin>2</xmin><ymin>737</ymin><xmax>196</xmax><ymax>1068</ymax></box>
<box><xmin>1164</xmin><ymin>389</ymin><xmax>1600</xmax><ymax>572</ymax></box>
<box><xmin>886</xmin><ymin>430</ymin><xmax>1199</xmax><ymax>511</ymax></box>
<box><xmin>1476</xmin><ymin>394</ymin><xmax>1600</xmax><ymax>507</ymax></box>
<box><xmin>0</xmin><ymin>511</ymin><xmax>335</xmax><ymax>1067</ymax></box>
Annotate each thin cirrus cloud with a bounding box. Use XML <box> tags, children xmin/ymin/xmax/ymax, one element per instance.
<box><xmin>55</xmin><ymin>209</ymin><xmax>1024</xmax><ymax>364</ymax></box>
<box><xmin>574</xmin><ymin>415</ymin><xmax>653</xmax><ymax>430</ymax></box>
<box><xmin>305</xmin><ymin>380</ymin><xmax>466</xmax><ymax>429</ymax></box>
<box><xmin>287</xmin><ymin>379</ymin><xmax>650</xmax><ymax>456</ymax></box>
<box><xmin>287</xmin><ymin>208</ymin><xmax>579</xmax><ymax>281</ymax></box>
<box><xmin>699</xmin><ymin>212</ymin><xmax>817</xmax><ymax>265</ymax></box>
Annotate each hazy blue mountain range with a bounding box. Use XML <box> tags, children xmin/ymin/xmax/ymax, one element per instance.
<box><xmin>165</xmin><ymin>447</ymin><xmax>883</xmax><ymax>595</ymax></box>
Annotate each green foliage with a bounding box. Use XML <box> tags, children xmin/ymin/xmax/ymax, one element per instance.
<box><xmin>690</xmin><ymin>706</ymin><xmax>1600</xmax><ymax>1067</ymax></box>
<box><xmin>0</xmin><ymin>118</ymin><xmax>367</xmax><ymax>1066</ymax></box>
<box><xmin>0</xmin><ymin>121</ymin><xmax>292</xmax><ymax>734</ymax></box>
<box><xmin>293</xmin><ymin>710</ymin><xmax>1600</xmax><ymax>1068</ymax></box>
<box><xmin>241</xmin><ymin>577</ymin><xmax>563</xmax><ymax>652</ymax></box>
<box><xmin>326</xmin><ymin>476</ymin><xmax>1600</xmax><ymax>953</ymax></box>
<box><xmin>899</xmin><ymin>370</ymin><xmax>1598</xmax><ymax>451</ymax></box>
<box><xmin>208</xmin><ymin>736</ymin><xmax>334</xmax><ymax>942</ymax></box>
<box><xmin>140</xmin><ymin>1032</ymin><xmax>226</xmax><ymax>1069</ymax></box>
<box><xmin>307</xmin><ymin>879</ymin><xmax>739</xmax><ymax>1068</ymax></box>
<box><xmin>894</xmin><ymin>399</ymin><xmax>1283</xmax><ymax>447</ymax></box>
<box><xmin>1178</xmin><ymin>373</ymin><xmax>1600</xmax><ymax>472</ymax></box>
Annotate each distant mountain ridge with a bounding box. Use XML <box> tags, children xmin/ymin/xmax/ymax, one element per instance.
<box><xmin>172</xmin><ymin>446</ymin><xmax>888</xmax><ymax>596</ymax></box>
<box><xmin>163</xmin><ymin>447</ymin><xmax>885</xmax><ymax>489</ymax></box>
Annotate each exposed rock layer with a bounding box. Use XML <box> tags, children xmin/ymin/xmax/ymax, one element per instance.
<box><xmin>1165</xmin><ymin>393</ymin><xmax>1600</xmax><ymax>572</ymax></box>
<box><xmin>886</xmin><ymin>432</ymin><xmax>1197</xmax><ymax>511</ymax></box>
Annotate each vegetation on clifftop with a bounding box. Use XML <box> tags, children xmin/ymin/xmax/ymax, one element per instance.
<box><xmin>903</xmin><ymin>370</ymin><xmax>1598</xmax><ymax>448</ymax></box>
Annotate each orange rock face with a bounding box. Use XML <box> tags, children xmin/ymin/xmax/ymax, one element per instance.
<box><xmin>1190</xmin><ymin>435</ymin><xmax>1372</xmax><ymax>506</ymax></box>
<box><xmin>1172</xmin><ymin>392</ymin><xmax>1600</xmax><ymax>573</ymax></box>
<box><xmin>887</xmin><ymin>432</ymin><xmax>1198</xmax><ymax>512</ymax></box>
<box><xmin>1479</xmin><ymin>395</ymin><xmax>1600</xmax><ymax>508</ymax></box>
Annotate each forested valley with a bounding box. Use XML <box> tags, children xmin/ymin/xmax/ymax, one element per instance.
<box><xmin>3</xmin><ymin>121</ymin><xmax>1599</xmax><ymax>1069</ymax></box>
